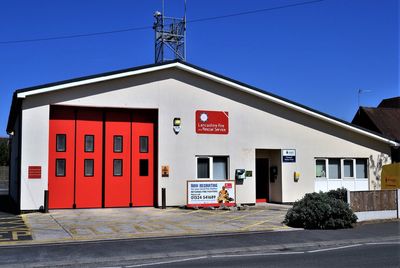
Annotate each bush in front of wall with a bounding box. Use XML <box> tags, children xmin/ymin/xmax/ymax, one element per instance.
<box><xmin>326</xmin><ymin>187</ymin><xmax>348</xmax><ymax>203</ymax></box>
<box><xmin>283</xmin><ymin>190</ymin><xmax>357</xmax><ymax>229</ymax></box>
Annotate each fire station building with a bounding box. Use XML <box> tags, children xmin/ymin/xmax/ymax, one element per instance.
<box><xmin>6</xmin><ymin>60</ymin><xmax>399</xmax><ymax>211</ymax></box>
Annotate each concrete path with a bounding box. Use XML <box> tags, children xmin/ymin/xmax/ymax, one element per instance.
<box><xmin>3</xmin><ymin>203</ymin><xmax>291</xmax><ymax>245</ymax></box>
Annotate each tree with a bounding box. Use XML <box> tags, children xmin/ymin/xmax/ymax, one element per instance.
<box><xmin>0</xmin><ymin>138</ymin><xmax>9</xmax><ymax>166</ymax></box>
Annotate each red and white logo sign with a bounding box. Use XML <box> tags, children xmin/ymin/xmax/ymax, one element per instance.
<box><xmin>196</xmin><ymin>110</ymin><xmax>229</xmax><ymax>134</ymax></box>
<box><xmin>224</xmin><ymin>183</ymin><xmax>233</xmax><ymax>189</ymax></box>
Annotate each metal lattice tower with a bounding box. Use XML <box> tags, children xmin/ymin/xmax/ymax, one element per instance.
<box><xmin>153</xmin><ymin>1</ymin><xmax>186</xmax><ymax>63</ymax></box>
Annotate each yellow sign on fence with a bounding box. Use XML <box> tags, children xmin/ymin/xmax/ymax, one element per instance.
<box><xmin>381</xmin><ymin>163</ymin><xmax>400</xmax><ymax>189</ymax></box>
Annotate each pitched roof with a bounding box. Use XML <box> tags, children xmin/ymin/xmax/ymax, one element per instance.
<box><xmin>6</xmin><ymin>60</ymin><xmax>399</xmax><ymax>147</ymax></box>
<box><xmin>354</xmin><ymin>107</ymin><xmax>400</xmax><ymax>142</ymax></box>
<box><xmin>378</xmin><ymin>97</ymin><xmax>400</xmax><ymax>108</ymax></box>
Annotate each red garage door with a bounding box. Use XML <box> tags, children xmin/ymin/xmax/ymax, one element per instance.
<box><xmin>75</xmin><ymin>109</ymin><xmax>103</xmax><ymax>208</ymax></box>
<box><xmin>48</xmin><ymin>106</ymin><xmax>156</xmax><ymax>209</ymax></box>
<box><xmin>48</xmin><ymin>107</ymin><xmax>75</xmax><ymax>209</ymax></box>
<box><xmin>104</xmin><ymin>111</ymin><xmax>131</xmax><ymax>207</ymax></box>
<box><xmin>132</xmin><ymin>116</ymin><xmax>154</xmax><ymax>207</ymax></box>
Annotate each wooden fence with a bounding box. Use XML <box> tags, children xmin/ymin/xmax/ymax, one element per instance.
<box><xmin>348</xmin><ymin>190</ymin><xmax>399</xmax><ymax>221</ymax></box>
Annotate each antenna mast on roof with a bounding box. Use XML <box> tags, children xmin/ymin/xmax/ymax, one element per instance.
<box><xmin>153</xmin><ymin>0</ymin><xmax>186</xmax><ymax>63</ymax></box>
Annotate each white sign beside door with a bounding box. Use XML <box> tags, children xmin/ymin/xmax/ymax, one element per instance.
<box><xmin>282</xmin><ymin>149</ymin><xmax>296</xmax><ymax>163</ymax></box>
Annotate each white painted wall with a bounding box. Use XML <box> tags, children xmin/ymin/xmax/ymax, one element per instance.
<box><xmin>20</xmin><ymin>104</ymin><xmax>49</xmax><ymax>210</ymax></box>
<box><xmin>315</xmin><ymin>178</ymin><xmax>369</xmax><ymax>193</ymax></box>
<box><xmin>355</xmin><ymin>210</ymin><xmax>398</xmax><ymax>221</ymax></box>
<box><xmin>18</xmin><ymin>69</ymin><xmax>391</xmax><ymax>209</ymax></box>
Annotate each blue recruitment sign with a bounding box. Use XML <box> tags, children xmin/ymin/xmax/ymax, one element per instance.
<box><xmin>282</xmin><ymin>149</ymin><xmax>296</xmax><ymax>163</ymax></box>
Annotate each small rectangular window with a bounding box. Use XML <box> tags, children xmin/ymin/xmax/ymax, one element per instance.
<box><xmin>56</xmin><ymin>159</ymin><xmax>66</xmax><ymax>177</ymax></box>
<box><xmin>316</xmin><ymin>159</ymin><xmax>326</xmax><ymax>178</ymax></box>
<box><xmin>343</xmin><ymin>160</ymin><xmax>354</xmax><ymax>177</ymax></box>
<box><xmin>139</xmin><ymin>136</ymin><xmax>148</xmax><ymax>153</ymax></box>
<box><xmin>213</xmin><ymin>157</ymin><xmax>228</xmax><ymax>180</ymax></box>
<box><xmin>139</xmin><ymin>159</ymin><xmax>149</xmax><ymax>176</ymax></box>
<box><xmin>328</xmin><ymin>159</ymin><xmax>341</xmax><ymax>179</ymax></box>
<box><xmin>356</xmin><ymin>159</ymin><xmax>367</xmax><ymax>178</ymax></box>
<box><xmin>85</xmin><ymin>135</ymin><xmax>94</xmax><ymax>152</ymax></box>
<box><xmin>84</xmin><ymin>159</ymin><xmax>94</xmax><ymax>177</ymax></box>
<box><xmin>113</xmin><ymin>159</ymin><xmax>123</xmax><ymax>176</ymax></box>
<box><xmin>56</xmin><ymin>134</ymin><xmax>66</xmax><ymax>152</ymax></box>
<box><xmin>196</xmin><ymin>156</ymin><xmax>229</xmax><ymax>180</ymax></box>
<box><xmin>197</xmin><ymin>158</ymin><xmax>210</xmax><ymax>178</ymax></box>
<box><xmin>114</xmin><ymin>136</ymin><xmax>123</xmax><ymax>153</ymax></box>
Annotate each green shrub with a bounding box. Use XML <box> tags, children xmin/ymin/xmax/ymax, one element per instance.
<box><xmin>327</xmin><ymin>187</ymin><xmax>348</xmax><ymax>202</ymax></box>
<box><xmin>283</xmin><ymin>190</ymin><xmax>357</xmax><ymax>229</ymax></box>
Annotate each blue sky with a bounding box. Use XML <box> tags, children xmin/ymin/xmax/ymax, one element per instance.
<box><xmin>0</xmin><ymin>0</ymin><xmax>398</xmax><ymax>136</ymax></box>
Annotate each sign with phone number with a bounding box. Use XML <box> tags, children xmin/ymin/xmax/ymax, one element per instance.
<box><xmin>187</xmin><ymin>180</ymin><xmax>236</xmax><ymax>207</ymax></box>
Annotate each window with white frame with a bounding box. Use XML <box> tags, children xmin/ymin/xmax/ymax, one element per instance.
<box><xmin>196</xmin><ymin>156</ymin><xmax>229</xmax><ymax>180</ymax></box>
<box><xmin>356</xmin><ymin>159</ymin><xmax>368</xmax><ymax>178</ymax></box>
<box><xmin>315</xmin><ymin>159</ymin><xmax>327</xmax><ymax>178</ymax></box>
<box><xmin>328</xmin><ymin>159</ymin><xmax>341</xmax><ymax>179</ymax></box>
<box><xmin>342</xmin><ymin>159</ymin><xmax>354</xmax><ymax>178</ymax></box>
<box><xmin>315</xmin><ymin>158</ymin><xmax>368</xmax><ymax>179</ymax></box>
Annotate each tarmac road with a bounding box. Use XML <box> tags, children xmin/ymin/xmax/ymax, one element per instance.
<box><xmin>0</xmin><ymin>221</ymin><xmax>398</xmax><ymax>267</ymax></box>
<box><xmin>154</xmin><ymin>243</ymin><xmax>400</xmax><ymax>268</ymax></box>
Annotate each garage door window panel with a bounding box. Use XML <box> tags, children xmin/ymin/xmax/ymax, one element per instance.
<box><xmin>84</xmin><ymin>159</ymin><xmax>94</xmax><ymax>177</ymax></box>
<box><xmin>56</xmin><ymin>159</ymin><xmax>66</xmax><ymax>177</ymax></box>
<box><xmin>139</xmin><ymin>159</ymin><xmax>149</xmax><ymax>176</ymax></box>
<box><xmin>139</xmin><ymin>136</ymin><xmax>148</xmax><ymax>153</ymax></box>
<box><xmin>85</xmin><ymin>135</ymin><xmax>94</xmax><ymax>152</ymax></box>
<box><xmin>56</xmin><ymin>134</ymin><xmax>66</xmax><ymax>152</ymax></box>
<box><xmin>113</xmin><ymin>159</ymin><xmax>123</xmax><ymax>176</ymax></box>
<box><xmin>114</xmin><ymin>136</ymin><xmax>123</xmax><ymax>153</ymax></box>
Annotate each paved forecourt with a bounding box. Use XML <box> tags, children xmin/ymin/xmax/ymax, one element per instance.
<box><xmin>0</xmin><ymin>203</ymin><xmax>291</xmax><ymax>245</ymax></box>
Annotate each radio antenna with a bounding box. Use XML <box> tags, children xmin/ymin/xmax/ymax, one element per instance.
<box><xmin>153</xmin><ymin>0</ymin><xmax>186</xmax><ymax>63</ymax></box>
